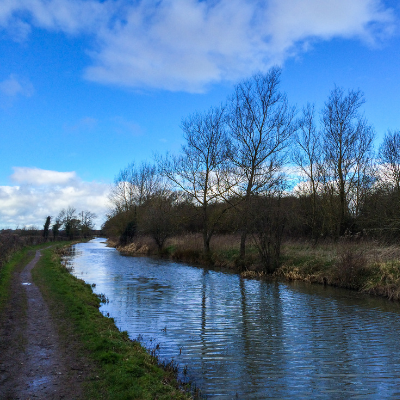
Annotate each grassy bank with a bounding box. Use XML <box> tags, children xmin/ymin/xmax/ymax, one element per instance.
<box><xmin>279</xmin><ymin>241</ymin><xmax>400</xmax><ymax>300</ymax></box>
<box><xmin>0</xmin><ymin>242</ymin><xmax>52</xmax><ymax>314</ymax></box>
<box><xmin>32</xmin><ymin>244</ymin><xmax>192</xmax><ymax>399</ymax></box>
<box><xmin>114</xmin><ymin>234</ymin><xmax>258</xmax><ymax>269</ymax></box>
<box><xmin>114</xmin><ymin>234</ymin><xmax>400</xmax><ymax>301</ymax></box>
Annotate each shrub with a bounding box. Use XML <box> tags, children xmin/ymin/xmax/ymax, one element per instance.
<box><xmin>331</xmin><ymin>246</ymin><xmax>370</xmax><ymax>290</ymax></box>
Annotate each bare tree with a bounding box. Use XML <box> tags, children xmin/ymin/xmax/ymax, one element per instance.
<box><xmin>159</xmin><ymin>105</ymin><xmax>232</xmax><ymax>254</ymax></box>
<box><xmin>109</xmin><ymin>167</ymin><xmax>135</xmax><ymax>214</ymax></box>
<box><xmin>79</xmin><ymin>211</ymin><xmax>97</xmax><ymax>238</ymax></box>
<box><xmin>321</xmin><ymin>87</ymin><xmax>374</xmax><ymax>236</ymax></box>
<box><xmin>292</xmin><ymin>103</ymin><xmax>322</xmax><ymax>239</ymax></box>
<box><xmin>250</xmin><ymin>193</ymin><xmax>286</xmax><ymax>273</ymax></box>
<box><xmin>109</xmin><ymin>162</ymin><xmax>162</xmax><ymax>213</ymax></box>
<box><xmin>227</xmin><ymin>67</ymin><xmax>296</xmax><ymax>260</ymax></box>
<box><xmin>109</xmin><ymin>162</ymin><xmax>165</xmax><ymax>243</ymax></box>
<box><xmin>57</xmin><ymin>207</ymin><xmax>80</xmax><ymax>239</ymax></box>
<box><xmin>379</xmin><ymin>130</ymin><xmax>400</xmax><ymax>192</ymax></box>
<box><xmin>140</xmin><ymin>192</ymin><xmax>179</xmax><ymax>252</ymax></box>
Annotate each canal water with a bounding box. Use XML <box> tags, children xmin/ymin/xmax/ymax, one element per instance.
<box><xmin>67</xmin><ymin>238</ymin><xmax>400</xmax><ymax>399</ymax></box>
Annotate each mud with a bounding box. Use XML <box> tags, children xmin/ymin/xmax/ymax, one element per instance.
<box><xmin>0</xmin><ymin>250</ymin><xmax>88</xmax><ymax>399</ymax></box>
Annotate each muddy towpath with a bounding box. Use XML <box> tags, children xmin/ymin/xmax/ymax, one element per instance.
<box><xmin>0</xmin><ymin>249</ymin><xmax>88</xmax><ymax>399</ymax></box>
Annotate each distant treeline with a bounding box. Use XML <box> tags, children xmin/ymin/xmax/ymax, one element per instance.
<box><xmin>0</xmin><ymin>232</ymin><xmax>45</xmax><ymax>272</ymax></box>
<box><xmin>103</xmin><ymin>67</ymin><xmax>400</xmax><ymax>273</ymax></box>
<box><xmin>0</xmin><ymin>207</ymin><xmax>98</xmax><ymax>271</ymax></box>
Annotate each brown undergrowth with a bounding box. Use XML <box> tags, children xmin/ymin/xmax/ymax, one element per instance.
<box><xmin>278</xmin><ymin>240</ymin><xmax>400</xmax><ymax>301</ymax></box>
<box><xmin>0</xmin><ymin>233</ymin><xmax>46</xmax><ymax>272</ymax></box>
<box><xmin>113</xmin><ymin>234</ymin><xmax>400</xmax><ymax>302</ymax></box>
<box><xmin>115</xmin><ymin>233</ymin><xmax>259</xmax><ymax>269</ymax></box>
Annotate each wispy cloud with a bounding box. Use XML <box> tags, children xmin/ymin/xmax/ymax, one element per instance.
<box><xmin>0</xmin><ymin>0</ymin><xmax>110</xmax><ymax>35</ymax></box>
<box><xmin>11</xmin><ymin>167</ymin><xmax>77</xmax><ymax>185</ymax></box>
<box><xmin>0</xmin><ymin>0</ymin><xmax>395</xmax><ymax>91</ymax></box>
<box><xmin>63</xmin><ymin>116</ymin><xmax>98</xmax><ymax>133</ymax></box>
<box><xmin>0</xmin><ymin>167</ymin><xmax>110</xmax><ymax>228</ymax></box>
<box><xmin>0</xmin><ymin>74</ymin><xmax>34</xmax><ymax>97</ymax></box>
<box><xmin>111</xmin><ymin>116</ymin><xmax>144</xmax><ymax>137</ymax></box>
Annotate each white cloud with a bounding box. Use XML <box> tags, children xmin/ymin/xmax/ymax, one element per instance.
<box><xmin>0</xmin><ymin>168</ymin><xmax>110</xmax><ymax>228</ymax></box>
<box><xmin>0</xmin><ymin>0</ymin><xmax>110</xmax><ymax>35</ymax></box>
<box><xmin>11</xmin><ymin>167</ymin><xmax>76</xmax><ymax>185</ymax></box>
<box><xmin>84</xmin><ymin>0</ymin><xmax>396</xmax><ymax>91</ymax></box>
<box><xmin>0</xmin><ymin>0</ymin><xmax>395</xmax><ymax>91</ymax></box>
<box><xmin>0</xmin><ymin>74</ymin><xmax>34</xmax><ymax>97</ymax></box>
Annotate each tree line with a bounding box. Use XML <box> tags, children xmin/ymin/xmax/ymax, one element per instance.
<box><xmin>103</xmin><ymin>67</ymin><xmax>400</xmax><ymax>272</ymax></box>
<box><xmin>0</xmin><ymin>207</ymin><xmax>97</xmax><ymax>272</ymax></box>
<box><xmin>1</xmin><ymin>207</ymin><xmax>98</xmax><ymax>240</ymax></box>
<box><xmin>44</xmin><ymin>207</ymin><xmax>97</xmax><ymax>240</ymax></box>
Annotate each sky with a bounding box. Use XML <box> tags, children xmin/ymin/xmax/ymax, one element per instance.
<box><xmin>0</xmin><ymin>0</ymin><xmax>399</xmax><ymax>229</ymax></box>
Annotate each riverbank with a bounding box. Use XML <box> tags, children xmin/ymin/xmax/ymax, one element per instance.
<box><xmin>0</xmin><ymin>243</ymin><xmax>193</xmax><ymax>399</ymax></box>
<box><xmin>113</xmin><ymin>234</ymin><xmax>400</xmax><ymax>301</ymax></box>
<box><xmin>0</xmin><ymin>242</ymin><xmax>51</xmax><ymax>314</ymax></box>
<box><xmin>0</xmin><ymin>242</ymin><xmax>88</xmax><ymax>399</ymax></box>
<box><xmin>279</xmin><ymin>240</ymin><xmax>400</xmax><ymax>301</ymax></box>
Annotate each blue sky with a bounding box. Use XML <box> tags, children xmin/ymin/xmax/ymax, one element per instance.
<box><xmin>0</xmin><ymin>0</ymin><xmax>399</xmax><ymax>228</ymax></box>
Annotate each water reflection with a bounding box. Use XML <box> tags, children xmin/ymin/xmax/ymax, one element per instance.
<box><xmin>69</xmin><ymin>239</ymin><xmax>400</xmax><ymax>399</ymax></box>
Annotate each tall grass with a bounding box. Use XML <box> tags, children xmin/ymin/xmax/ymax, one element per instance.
<box><xmin>278</xmin><ymin>239</ymin><xmax>400</xmax><ymax>300</ymax></box>
<box><xmin>0</xmin><ymin>233</ymin><xmax>46</xmax><ymax>272</ymax></box>
<box><xmin>114</xmin><ymin>234</ymin><xmax>400</xmax><ymax>301</ymax></box>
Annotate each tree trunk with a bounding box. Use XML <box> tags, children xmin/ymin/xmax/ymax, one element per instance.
<box><xmin>203</xmin><ymin>230</ymin><xmax>211</xmax><ymax>254</ymax></box>
<box><xmin>239</xmin><ymin>182</ymin><xmax>253</xmax><ymax>262</ymax></box>
<box><xmin>202</xmin><ymin>202</ymin><xmax>211</xmax><ymax>255</ymax></box>
<box><xmin>240</xmin><ymin>229</ymin><xmax>247</xmax><ymax>260</ymax></box>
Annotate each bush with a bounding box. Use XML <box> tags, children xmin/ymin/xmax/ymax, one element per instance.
<box><xmin>331</xmin><ymin>246</ymin><xmax>370</xmax><ymax>290</ymax></box>
<box><xmin>0</xmin><ymin>233</ymin><xmax>46</xmax><ymax>271</ymax></box>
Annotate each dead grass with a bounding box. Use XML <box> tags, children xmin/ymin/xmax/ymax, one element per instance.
<box><xmin>278</xmin><ymin>239</ymin><xmax>400</xmax><ymax>300</ymax></box>
<box><xmin>363</xmin><ymin>260</ymin><xmax>400</xmax><ymax>300</ymax></box>
<box><xmin>117</xmin><ymin>237</ymin><xmax>158</xmax><ymax>256</ymax></box>
<box><xmin>241</xmin><ymin>270</ymin><xmax>265</xmax><ymax>279</ymax></box>
<box><xmin>167</xmin><ymin>234</ymin><xmax>203</xmax><ymax>252</ymax></box>
<box><xmin>110</xmin><ymin>234</ymin><xmax>400</xmax><ymax>301</ymax></box>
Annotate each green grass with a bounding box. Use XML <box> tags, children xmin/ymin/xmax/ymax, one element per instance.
<box><xmin>0</xmin><ymin>242</ymin><xmax>55</xmax><ymax>314</ymax></box>
<box><xmin>32</xmin><ymin>244</ymin><xmax>192</xmax><ymax>400</ymax></box>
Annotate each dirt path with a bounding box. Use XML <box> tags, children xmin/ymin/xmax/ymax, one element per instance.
<box><xmin>0</xmin><ymin>250</ymin><xmax>86</xmax><ymax>399</ymax></box>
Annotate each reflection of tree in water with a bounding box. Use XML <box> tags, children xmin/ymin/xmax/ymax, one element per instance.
<box><xmin>69</xmin><ymin>241</ymin><xmax>400</xmax><ymax>398</ymax></box>
<box><xmin>238</xmin><ymin>279</ymin><xmax>286</xmax><ymax>394</ymax></box>
<box><xmin>200</xmin><ymin>269</ymin><xmax>208</xmax><ymax>377</ymax></box>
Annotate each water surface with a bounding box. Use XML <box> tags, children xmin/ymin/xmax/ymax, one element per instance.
<box><xmin>67</xmin><ymin>239</ymin><xmax>400</xmax><ymax>399</ymax></box>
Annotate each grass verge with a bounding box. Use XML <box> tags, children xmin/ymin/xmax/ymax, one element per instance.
<box><xmin>32</xmin><ymin>244</ymin><xmax>192</xmax><ymax>400</ymax></box>
<box><xmin>0</xmin><ymin>243</ymin><xmax>53</xmax><ymax>314</ymax></box>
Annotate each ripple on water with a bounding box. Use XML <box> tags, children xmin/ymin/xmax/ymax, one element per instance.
<box><xmin>69</xmin><ymin>239</ymin><xmax>400</xmax><ymax>399</ymax></box>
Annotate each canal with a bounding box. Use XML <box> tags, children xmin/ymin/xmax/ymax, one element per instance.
<box><xmin>66</xmin><ymin>238</ymin><xmax>400</xmax><ymax>399</ymax></box>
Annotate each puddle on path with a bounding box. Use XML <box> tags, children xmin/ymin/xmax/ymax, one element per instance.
<box><xmin>30</xmin><ymin>376</ymin><xmax>51</xmax><ymax>389</ymax></box>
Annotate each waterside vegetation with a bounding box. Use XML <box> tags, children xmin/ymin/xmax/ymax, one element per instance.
<box><xmin>112</xmin><ymin>233</ymin><xmax>400</xmax><ymax>302</ymax></box>
<box><xmin>103</xmin><ymin>66</ymin><xmax>400</xmax><ymax>300</ymax></box>
<box><xmin>0</xmin><ymin>242</ymin><xmax>50</xmax><ymax>314</ymax></box>
<box><xmin>31</xmin><ymin>245</ymin><xmax>193</xmax><ymax>399</ymax></box>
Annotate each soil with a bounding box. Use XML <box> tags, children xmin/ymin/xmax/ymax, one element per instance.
<box><xmin>0</xmin><ymin>250</ymin><xmax>90</xmax><ymax>399</ymax></box>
